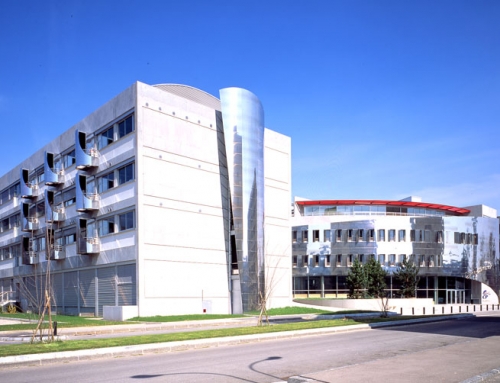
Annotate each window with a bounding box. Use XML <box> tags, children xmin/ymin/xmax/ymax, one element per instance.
<box><xmin>323</xmin><ymin>230</ymin><xmax>331</xmax><ymax>242</ymax></box>
<box><xmin>313</xmin><ymin>230</ymin><xmax>320</xmax><ymax>242</ymax></box>
<box><xmin>389</xmin><ymin>254</ymin><xmax>396</xmax><ymax>266</ymax></box>
<box><xmin>418</xmin><ymin>230</ymin><xmax>425</xmax><ymax>242</ymax></box>
<box><xmin>347</xmin><ymin>254</ymin><xmax>353</xmax><ymax>267</ymax></box>
<box><xmin>336</xmin><ymin>229</ymin><xmax>342</xmax><ymax>242</ymax></box>
<box><xmin>62</xmin><ymin>188</ymin><xmax>76</xmax><ymax>207</ymax></box>
<box><xmin>436</xmin><ymin>254</ymin><xmax>442</xmax><ymax>267</ymax></box>
<box><xmin>9</xmin><ymin>214</ymin><xmax>20</xmax><ymax>228</ymax></box>
<box><xmin>0</xmin><ymin>189</ymin><xmax>8</xmax><ymax>204</ymax></box>
<box><xmin>118</xmin><ymin>115</ymin><xmax>134</xmax><ymax>138</ymax></box>
<box><xmin>64</xmin><ymin>150</ymin><xmax>76</xmax><ymax>168</ymax></box>
<box><xmin>436</xmin><ymin>231</ymin><xmax>443</xmax><ymax>243</ymax></box>
<box><xmin>410</xmin><ymin>230</ymin><xmax>416</xmax><ymax>242</ymax></box>
<box><xmin>1</xmin><ymin>218</ymin><xmax>9</xmax><ymax>232</ymax></box>
<box><xmin>97</xmin><ymin>172</ymin><xmax>115</xmax><ymax>193</ymax></box>
<box><xmin>388</xmin><ymin>229</ymin><xmax>396</xmax><ymax>242</ymax></box>
<box><xmin>336</xmin><ymin>254</ymin><xmax>342</xmax><ymax>266</ymax></box>
<box><xmin>378</xmin><ymin>229</ymin><xmax>385</xmax><ymax>242</ymax></box>
<box><xmin>359</xmin><ymin>254</ymin><xmax>365</xmax><ymax>264</ymax></box>
<box><xmin>292</xmin><ymin>256</ymin><xmax>297</xmax><ymax>267</ymax></box>
<box><xmin>98</xmin><ymin>127</ymin><xmax>114</xmax><ymax>149</ymax></box>
<box><xmin>292</xmin><ymin>230</ymin><xmax>298</xmax><ymax>243</ymax></box>
<box><xmin>325</xmin><ymin>255</ymin><xmax>331</xmax><ymax>267</ymax></box>
<box><xmin>368</xmin><ymin>229</ymin><xmax>375</xmax><ymax>241</ymax></box>
<box><xmin>314</xmin><ymin>255</ymin><xmax>320</xmax><ymax>267</ymax></box>
<box><xmin>98</xmin><ymin>217</ymin><xmax>115</xmax><ymax>236</ymax></box>
<box><xmin>398</xmin><ymin>229</ymin><xmax>406</xmax><ymax>242</ymax></box>
<box><xmin>472</xmin><ymin>234</ymin><xmax>478</xmax><ymax>245</ymax></box>
<box><xmin>347</xmin><ymin>229</ymin><xmax>353</xmax><ymax>241</ymax></box>
<box><xmin>378</xmin><ymin>254</ymin><xmax>385</xmax><ymax>265</ymax></box>
<box><xmin>399</xmin><ymin>254</ymin><xmax>406</xmax><ymax>264</ymax></box>
<box><xmin>429</xmin><ymin>255</ymin><xmax>435</xmax><ymax>267</ymax></box>
<box><xmin>302</xmin><ymin>230</ymin><xmax>308</xmax><ymax>243</ymax></box>
<box><xmin>119</xmin><ymin>211</ymin><xmax>135</xmax><ymax>231</ymax></box>
<box><xmin>460</xmin><ymin>232</ymin><xmax>466</xmax><ymax>244</ymax></box>
<box><xmin>358</xmin><ymin>229</ymin><xmax>364</xmax><ymax>242</ymax></box>
<box><xmin>65</xmin><ymin>233</ymin><xmax>76</xmax><ymax>245</ymax></box>
<box><xmin>118</xmin><ymin>163</ymin><xmax>134</xmax><ymax>185</ymax></box>
<box><xmin>302</xmin><ymin>255</ymin><xmax>308</xmax><ymax>267</ymax></box>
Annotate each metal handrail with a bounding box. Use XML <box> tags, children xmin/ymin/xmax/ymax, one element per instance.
<box><xmin>83</xmin><ymin>148</ymin><xmax>100</xmax><ymax>157</ymax></box>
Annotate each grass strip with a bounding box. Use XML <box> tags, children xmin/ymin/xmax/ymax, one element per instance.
<box><xmin>127</xmin><ymin>314</ymin><xmax>245</xmax><ymax>322</ymax></box>
<box><xmin>0</xmin><ymin>318</ymin><xmax>367</xmax><ymax>358</ymax></box>
<box><xmin>0</xmin><ymin>314</ymin><xmax>127</xmax><ymax>332</ymax></box>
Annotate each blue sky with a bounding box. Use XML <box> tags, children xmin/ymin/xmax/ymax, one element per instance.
<box><xmin>1</xmin><ymin>0</ymin><xmax>499</xmax><ymax>211</ymax></box>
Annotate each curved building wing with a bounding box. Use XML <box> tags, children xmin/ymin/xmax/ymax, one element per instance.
<box><xmin>220</xmin><ymin>88</ymin><xmax>265</xmax><ymax>312</ymax></box>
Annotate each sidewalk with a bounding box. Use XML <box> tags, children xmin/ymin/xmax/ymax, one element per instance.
<box><xmin>0</xmin><ymin>313</ymin><xmax>473</xmax><ymax>369</ymax></box>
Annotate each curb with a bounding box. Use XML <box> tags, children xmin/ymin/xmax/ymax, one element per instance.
<box><xmin>0</xmin><ymin>314</ymin><xmax>470</xmax><ymax>368</ymax></box>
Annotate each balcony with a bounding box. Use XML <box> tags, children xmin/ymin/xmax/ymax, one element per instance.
<box><xmin>76</xmin><ymin>174</ymin><xmax>100</xmax><ymax>212</ymax></box>
<box><xmin>22</xmin><ymin>251</ymin><xmax>39</xmax><ymax>265</ymax></box>
<box><xmin>77</xmin><ymin>236</ymin><xmax>100</xmax><ymax>255</ymax></box>
<box><xmin>21</xmin><ymin>203</ymin><xmax>39</xmax><ymax>231</ymax></box>
<box><xmin>49</xmin><ymin>245</ymin><xmax>66</xmax><ymax>260</ymax></box>
<box><xmin>44</xmin><ymin>152</ymin><xmax>65</xmax><ymax>185</ymax></box>
<box><xmin>75</xmin><ymin>130</ymin><xmax>99</xmax><ymax>170</ymax></box>
<box><xmin>20</xmin><ymin>168</ymin><xmax>38</xmax><ymax>199</ymax></box>
<box><xmin>45</xmin><ymin>190</ymin><xmax>66</xmax><ymax>222</ymax></box>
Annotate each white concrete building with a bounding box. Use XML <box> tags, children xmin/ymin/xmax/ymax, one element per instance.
<box><xmin>0</xmin><ymin>82</ymin><xmax>292</xmax><ymax>318</ymax></box>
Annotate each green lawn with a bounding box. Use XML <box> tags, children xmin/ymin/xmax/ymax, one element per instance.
<box><xmin>127</xmin><ymin>314</ymin><xmax>245</xmax><ymax>322</ymax></box>
<box><xmin>0</xmin><ymin>314</ymin><xmax>442</xmax><ymax>358</ymax></box>
<box><xmin>0</xmin><ymin>313</ymin><xmax>127</xmax><ymax>332</ymax></box>
<box><xmin>0</xmin><ymin>318</ymin><xmax>365</xmax><ymax>357</ymax></box>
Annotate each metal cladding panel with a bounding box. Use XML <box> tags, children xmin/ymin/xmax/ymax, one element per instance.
<box><xmin>97</xmin><ymin>267</ymin><xmax>116</xmax><ymax>316</ymax></box>
<box><xmin>64</xmin><ymin>271</ymin><xmax>78</xmax><ymax>310</ymax></box>
<box><xmin>220</xmin><ymin>87</ymin><xmax>265</xmax><ymax>312</ymax></box>
<box><xmin>52</xmin><ymin>273</ymin><xmax>63</xmax><ymax>311</ymax></box>
<box><xmin>79</xmin><ymin>269</ymin><xmax>96</xmax><ymax>310</ymax></box>
<box><xmin>117</xmin><ymin>264</ymin><xmax>136</xmax><ymax>306</ymax></box>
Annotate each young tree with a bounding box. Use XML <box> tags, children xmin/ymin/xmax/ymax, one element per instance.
<box><xmin>394</xmin><ymin>257</ymin><xmax>420</xmax><ymax>298</ymax></box>
<box><xmin>365</xmin><ymin>257</ymin><xmax>387</xmax><ymax>298</ymax></box>
<box><xmin>346</xmin><ymin>258</ymin><xmax>367</xmax><ymax>299</ymax></box>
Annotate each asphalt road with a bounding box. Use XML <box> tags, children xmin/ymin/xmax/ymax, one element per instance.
<box><xmin>1</xmin><ymin>312</ymin><xmax>499</xmax><ymax>383</ymax></box>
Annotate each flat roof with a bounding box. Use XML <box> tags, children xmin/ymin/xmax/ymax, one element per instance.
<box><xmin>295</xmin><ymin>200</ymin><xmax>471</xmax><ymax>215</ymax></box>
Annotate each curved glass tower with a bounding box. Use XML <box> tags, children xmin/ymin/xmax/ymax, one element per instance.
<box><xmin>220</xmin><ymin>88</ymin><xmax>265</xmax><ymax>312</ymax></box>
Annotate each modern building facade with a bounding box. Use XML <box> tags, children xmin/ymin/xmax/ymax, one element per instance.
<box><xmin>292</xmin><ymin>197</ymin><xmax>500</xmax><ymax>305</ymax></box>
<box><xmin>0</xmin><ymin>82</ymin><xmax>292</xmax><ymax>317</ymax></box>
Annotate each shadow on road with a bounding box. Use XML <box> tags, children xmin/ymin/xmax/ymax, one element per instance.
<box><xmin>370</xmin><ymin>315</ymin><xmax>500</xmax><ymax>339</ymax></box>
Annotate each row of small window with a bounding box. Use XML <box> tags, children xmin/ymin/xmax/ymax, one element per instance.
<box><xmin>453</xmin><ymin>232</ymin><xmax>479</xmax><ymax>245</ymax></box>
<box><xmin>97</xmin><ymin>115</ymin><xmax>134</xmax><ymax>150</ymax></box>
<box><xmin>0</xmin><ymin>183</ymin><xmax>21</xmax><ymax>205</ymax></box>
<box><xmin>303</xmin><ymin>205</ymin><xmax>447</xmax><ymax>217</ymax></box>
<box><xmin>292</xmin><ymin>229</ymin><xmax>445</xmax><ymax>243</ymax></box>
<box><xmin>90</xmin><ymin>210</ymin><xmax>135</xmax><ymax>236</ymax></box>
<box><xmin>0</xmin><ymin>244</ymin><xmax>21</xmax><ymax>261</ymax></box>
<box><xmin>0</xmin><ymin>214</ymin><xmax>21</xmax><ymax>233</ymax></box>
<box><xmin>96</xmin><ymin>162</ymin><xmax>134</xmax><ymax>193</ymax></box>
<box><xmin>293</xmin><ymin>254</ymin><xmax>442</xmax><ymax>268</ymax></box>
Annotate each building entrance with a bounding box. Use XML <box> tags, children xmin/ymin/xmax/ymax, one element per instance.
<box><xmin>447</xmin><ymin>289</ymin><xmax>465</xmax><ymax>304</ymax></box>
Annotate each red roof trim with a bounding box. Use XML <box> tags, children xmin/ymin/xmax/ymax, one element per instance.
<box><xmin>295</xmin><ymin>200</ymin><xmax>470</xmax><ymax>215</ymax></box>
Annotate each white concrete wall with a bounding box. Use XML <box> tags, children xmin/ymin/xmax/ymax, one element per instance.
<box><xmin>135</xmin><ymin>83</ymin><xmax>231</xmax><ymax>316</ymax></box>
<box><xmin>264</xmin><ymin>129</ymin><xmax>292</xmax><ymax>309</ymax></box>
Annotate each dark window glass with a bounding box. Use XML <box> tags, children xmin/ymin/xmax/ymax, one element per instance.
<box><xmin>119</xmin><ymin>211</ymin><xmax>135</xmax><ymax>231</ymax></box>
<box><xmin>98</xmin><ymin>127</ymin><xmax>114</xmax><ymax>149</ymax></box>
<box><xmin>118</xmin><ymin>163</ymin><xmax>134</xmax><ymax>185</ymax></box>
<box><xmin>118</xmin><ymin>116</ymin><xmax>133</xmax><ymax>138</ymax></box>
